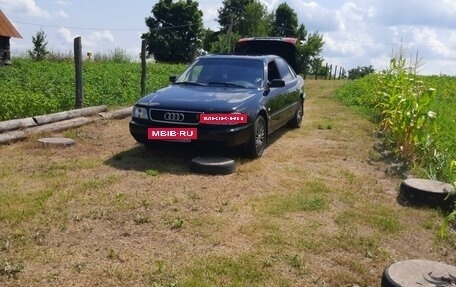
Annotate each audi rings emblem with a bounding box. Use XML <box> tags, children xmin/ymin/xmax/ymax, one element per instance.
<box><xmin>164</xmin><ymin>112</ymin><xmax>185</xmax><ymax>122</ymax></box>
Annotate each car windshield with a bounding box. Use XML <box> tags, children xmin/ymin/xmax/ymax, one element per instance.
<box><xmin>175</xmin><ymin>58</ymin><xmax>264</xmax><ymax>89</ymax></box>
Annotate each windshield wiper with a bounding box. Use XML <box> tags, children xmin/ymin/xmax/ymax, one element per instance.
<box><xmin>208</xmin><ymin>82</ymin><xmax>247</xmax><ymax>88</ymax></box>
<box><xmin>174</xmin><ymin>81</ymin><xmax>206</xmax><ymax>86</ymax></box>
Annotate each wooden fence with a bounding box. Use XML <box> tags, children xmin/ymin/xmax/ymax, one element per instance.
<box><xmin>73</xmin><ymin>37</ymin><xmax>148</xmax><ymax>108</ymax></box>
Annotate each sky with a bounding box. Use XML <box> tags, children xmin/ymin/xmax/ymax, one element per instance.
<box><xmin>1</xmin><ymin>0</ymin><xmax>455</xmax><ymax>75</ymax></box>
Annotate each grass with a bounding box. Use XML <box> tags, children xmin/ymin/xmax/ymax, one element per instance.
<box><xmin>0</xmin><ymin>80</ymin><xmax>454</xmax><ymax>286</ymax></box>
<box><xmin>336</xmin><ymin>73</ymin><xmax>456</xmax><ymax>183</ymax></box>
<box><xmin>259</xmin><ymin>181</ymin><xmax>330</xmax><ymax>216</ymax></box>
<box><xmin>0</xmin><ymin>58</ymin><xmax>186</xmax><ymax>120</ymax></box>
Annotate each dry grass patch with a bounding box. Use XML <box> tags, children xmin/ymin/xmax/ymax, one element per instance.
<box><xmin>0</xmin><ymin>80</ymin><xmax>455</xmax><ymax>287</ymax></box>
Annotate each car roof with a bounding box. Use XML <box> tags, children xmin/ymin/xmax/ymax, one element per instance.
<box><xmin>197</xmin><ymin>54</ymin><xmax>282</xmax><ymax>63</ymax></box>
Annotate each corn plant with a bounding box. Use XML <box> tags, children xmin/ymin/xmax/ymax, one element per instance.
<box><xmin>375</xmin><ymin>50</ymin><xmax>437</xmax><ymax>165</ymax></box>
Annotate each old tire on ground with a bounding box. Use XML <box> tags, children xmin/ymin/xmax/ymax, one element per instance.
<box><xmin>244</xmin><ymin>115</ymin><xmax>267</xmax><ymax>158</ymax></box>
<box><xmin>381</xmin><ymin>259</ymin><xmax>456</xmax><ymax>287</ymax></box>
<box><xmin>399</xmin><ymin>178</ymin><xmax>455</xmax><ymax>210</ymax></box>
<box><xmin>38</xmin><ymin>137</ymin><xmax>76</xmax><ymax>147</ymax></box>
<box><xmin>190</xmin><ymin>156</ymin><xmax>236</xmax><ymax>175</ymax></box>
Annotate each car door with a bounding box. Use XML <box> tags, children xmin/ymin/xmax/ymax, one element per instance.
<box><xmin>265</xmin><ymin>58</ymin><xmax>300</xmax><ymax>133</ymax></box>
<box><xmin>275</xmin><ymin>58</ymin><xmax>301</xmax><ymax>123</ymax></box>
<box><xmin>264</xmin><ymin>59</ymin><xmax>287</xmax><ymax>133</ymax></box>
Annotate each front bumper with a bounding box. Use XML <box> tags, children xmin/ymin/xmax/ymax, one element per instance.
<box><xmin>129</xmin><ymin>119</ymin><xmax>253</xmax><ymax>148</ymax></box>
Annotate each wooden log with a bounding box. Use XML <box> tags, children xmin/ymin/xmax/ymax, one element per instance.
<box><xmin>0</xmin><ymin>117</ymin><xmax>37</xmax><ymax>133</ymax></box>
<box><xmin>32</xmin><ymin>105</ymin><xmax>107</xmax><ymax>125</ymax></box>
<box><xmin>0</xmin><ymin>105</ymin><xmax>107</xmax><ymax>133</ymax></box>
<box><xmin>25</xmin><ymin>117</ymin><xmax>96</xmax><ymax>134</ymax></box>
<box><xmin>0</xmin><ymin>130</ymin><xmax>27</xmax><ymax>144</ymax></box>
<box><xmin>98</xmin><ymin>106</ymin><xmax>132</xmax><ymax>119</ymax></box>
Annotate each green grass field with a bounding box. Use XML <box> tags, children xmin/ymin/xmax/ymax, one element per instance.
<box><xmin>0</xmin><ymin>58</ymin><xmax>186</xmax><ymax>121</ymax></box>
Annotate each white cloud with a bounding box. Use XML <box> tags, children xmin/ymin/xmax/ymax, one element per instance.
<box><xmin>55</xmin><ymin>9</ymin><xmax>69</xmax><ymax>18</ymax></box>
<box><xmin>290</xmin><ymin>1</ymin><xmax>341</xmax><ymax>32</ymax></box>
<box><xmin>54</xmin><ymin>0</ymin><xmax>72</xmax><ymax>6</ymax></box>
<box><xmin>56</xmin><ymin>27</ymin><xmax>115</xmax><ymax>50</ymax></box>
<box><xmin>0</xmin><ymin>0</ymin><xmax>50</xmax><ymax>19</ymax></box>
<box><xmin>370</xmin><ymin>0</ymin><xmax>456</xmax><ymax>29</ymax></box>
<box><xmin>4</xmin><ymin>0</ymin><xmax>456</xmax><ymax>75</ymax></box>
<box><xmin>87</xmin><ymin>30</ymin><xmax>115</xmax><ymax>46</ymax></box>
<box><xmin>259</xmin><ymin>0</ymin><xmax>280</xmax><ymax>11</ymax></box>
<box><xmin>56</xmin><ymin>27</ymin><xmax>79</xmax><ymax>43</ymax></box>
<box><xmin>200</xmin><ymin>2</ymin><xmax>221</xmax><ymax>30</ymax></box>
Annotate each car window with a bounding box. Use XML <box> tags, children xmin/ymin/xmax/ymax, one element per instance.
<box><xmin>275</xmin><ymin>58</ymin><xmax>295</xmax><ymax>82</ymax></box>
<box><xmin>267</xmin><ymin>61</ymin><xmax>281</xmax><ymax>82</ymax></box>
<box><xmin>176</xmin><ymin>58</ymin><xmax>264</xmax><ymax>89</ymax></box>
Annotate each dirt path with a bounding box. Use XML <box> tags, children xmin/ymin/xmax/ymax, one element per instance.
<box><xmin>1</xmin><ymin>80</ymin><xmax>454</xmax><ymax>287</ymax></box>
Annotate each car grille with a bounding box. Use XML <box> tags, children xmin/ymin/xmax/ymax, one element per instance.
<box><xmin>149</xmin><ymin>108</ymin><xmax>201</xmax><ymax>125</ymax></box>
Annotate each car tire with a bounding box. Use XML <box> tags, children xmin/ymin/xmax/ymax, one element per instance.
<box><xmin>288</xmin><ymin>98</ymin><xmax>304</xmax><ymax>128</ymax></box>
<box><xmin>190</xmin><ymin>156</ymin><xmax>236</xmax><ymax>175</ymax></box>
<box><xmin>381</xmin><ymin>260</ymin><xmax>456</xmax><ymax>287</ymax></box>
<box><xmin>244</xmin><ymin>115</ymin><xmax>267</xmax><ymax>158</ymax></box>
<box><xmin>399</xmin><ymin>178</ymin><xmax>455</xmax><ymax>210</ymax></box>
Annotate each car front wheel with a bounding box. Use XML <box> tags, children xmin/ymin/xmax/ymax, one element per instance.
<box><xmin>244</xmin><ymin>115</ymin><xmax>267</xmax><ymax>158</ymax></box>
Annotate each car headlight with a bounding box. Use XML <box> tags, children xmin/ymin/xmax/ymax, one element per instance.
<box><xmin>132</xmin><ymin>106</ymin><xmax>149</xmax><ymax>120</ymax></box>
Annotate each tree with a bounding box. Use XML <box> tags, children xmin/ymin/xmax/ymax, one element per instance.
<box><xmin>348</xmin><ymin>66</ymin><xmax>375</xmax><ymax>80</ymax></box>
<box><xmin>202</xmin><ymin>28</ymin><xmax>219</xmax><ymax>52</ymax></box>
<box><xmin>28</xmin><ymin>30</ymin><xmax>49</xmax><ymax>61</ymax></box>
<box><xmin>217</xmin><ymin>0</ymin><xmax>272</xmax><ymax>37</ymax></box>
<box><xmin>212</xmin><ymin>0</ymin><xmax>271</xmax><ymax>53</ymax></box>
<box><xmin>296</xmin><ymin>31</ymin><xmax>324</xmax><ymax>76</ymax></box>
<box><xmin>296</xmin><ymin>24</ymin><xmax>307</xmax><ymax>41</ymax></box>
<box><xmin>143</xmin><ymin>0</ymin><xmax>203</xmax><ymax>63</ymax></box>
<box><xmin>238</xmin><ymin>1</ymin><xmax>271</xmax><ymax>37</ymax></box>
<box><xmin>217</xmin><ymin>0</ymin><xmax>254</xmax><ymax>35</ymax></box>
<box><xmin>271</xmin><ymin>3</ymin><xmax>298</xmax><ymax>37</ymax></box>
<box><xmin>210</xmin><ymin>32</ymin><xmax>241</xmax><ymax>54</ymax></box>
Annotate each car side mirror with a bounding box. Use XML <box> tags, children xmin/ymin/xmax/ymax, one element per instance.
<box><xmin>169</xmin><ymin>75</ymin><xmax>177</xmax><ymax>83</ymax></box>
<box><xmin>268</xmin><ymin>79</ymin><xmax>285</xmax><ymax>88</ymax></box>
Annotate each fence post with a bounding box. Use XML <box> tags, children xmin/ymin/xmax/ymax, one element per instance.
<box><xmin>74</xmin><ymin>37</ymin><xmax>84</xmax><ymax>108</ymax></box>
<box><xmin>140</xmin><ymin>39</ymin><xmax>147</xmax><ymax>97</ymax></box>
<box><xmin>325</xmin><ymin>63</ymin><xmax>328</xmax><ymax>80</ymax></box>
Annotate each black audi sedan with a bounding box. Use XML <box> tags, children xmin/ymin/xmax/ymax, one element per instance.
<box><xmin>129</xmin><ymin>38</ymin><xmax>305</xmax><ymax>158</ymax></box>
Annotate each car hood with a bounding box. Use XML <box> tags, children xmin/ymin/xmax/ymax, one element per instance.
<box><xmin>138</xmin><ymin>85</ymin><xmax>261</xmax><ymax>112</ymax></box>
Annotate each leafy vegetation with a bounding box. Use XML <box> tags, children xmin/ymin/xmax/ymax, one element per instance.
<box><xmin>0</xmin><ymin>58</ymin><xmax>185</xmax><ymax>120</ymax></box>
<box><xmin>28</xmin><ymin>30</ymin><xmax>49</xmax><ymax>61</ymax></box>
<box><xmin>141</xmin><ymin>0</ymin><xmax>324</xmax><ymax>75</ymax></box>
<box><xmin>348</xmin><ymin>65</ymin><xmax>375</xmax><ymax>80</ymax></box>
<box><xmin>143</xmin><ymin>0</ymin><xmax>204</xmax><ymax>63</ymax></box>
<box><xmin>271</xmin><ymin>3</ymin><xmax>298</xmax><ymax>37</ymax></box>
<box><xmin>375</xmin><ymin>55</ymin><xmax>437</xmax><ymax>166</ymax></box>
<box><xmin>337</xmin><ymin>65</ymin><xmax>456</xmax><ymax>183</ymax></box>
<box><xmin>336</xmin><ymin>51</ymin><xmax>456</xmax><ymax>230</ymax></box>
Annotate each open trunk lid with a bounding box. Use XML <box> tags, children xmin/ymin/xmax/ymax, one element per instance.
<box><xmin>234</xmin><ymin>37</ymin><xmax>299</xmax><ymax>73</ymax></box>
